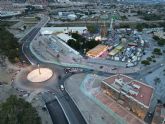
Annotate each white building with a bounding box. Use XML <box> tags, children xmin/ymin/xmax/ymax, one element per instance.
<box><xmin>56</xmin><ymin>33</ymin><xmax>74</xmax><ymax>43</ymax></box>
<box><xmin>0</xmin><ymin>11</ymin><xmax>21</xmax><ymax>18</ymax></box>
<box><xmin>40</xmin><ymin>27</ymin><xmax>87</xmax><ymax>35</ymax></box>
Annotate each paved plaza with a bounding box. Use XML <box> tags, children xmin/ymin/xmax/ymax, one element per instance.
<box><xmin>66</xmin><ymin>74</ymin><xmax>146</xmax><ymax>124</ymax></box>
<box><xmin>65</xmin><ymin>73</ymin><xmax>117</xmax><ymax>124</ymax></box>
<box><xmin>27</xmin><ymin>68</ymin><xmax>53</xmax><ymax>83</ymax></box>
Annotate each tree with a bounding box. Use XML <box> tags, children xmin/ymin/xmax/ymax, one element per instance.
<box><xmin>153</xmin><ymin>48</ymin><xmax>162</xmax><ymax>55</ymax></box>
<box><xmin>141</xmin><ymin>60</ymin><xmax>150</xmax><ymax>65</ymax></box>
<box><xmin>157</xmin><ymin>39</ymin><xmax>165</xmax><ymax>46</ymax></box>
<box><xmin>151</xmin><ymin>55</ymin><xmax>155</xmax><ymax>58</ymax></box>
<box><xmin>142</xmin><ymin>13</ymin><xmax>161</xmax><ymax>21</ymax></box>
<box><xmin>23</xmin><ymin>25</ymin><xmax>26</xmax><ymax>30</ymax></box>
<box><xmin>153</xmin><ymin>35</ymin><xmax>160</xmax><ymax>41</ymax></box>
<box><xmin>119</xmin><ymin>24</ymin><xmax>130</xmax><ymax>28</ymax></box>
<box><xmin>163</xmin><ymin>27</ymin><xmax>165</xmax><ymax>32</ymax></box>
<box><xmin>136</xmin><ymin>24</ymin><xmax>143</xmax><ymax>32</ymax></box>
<box><xmin>153</xmin><ymin>36</ymin><xmax>165</xmax><ymax>46</ymax></box>
<box><xmin>71</xmin><ymin>33</ymin><xmax>82</xmax><ymax>40</ymax></box>
<box><xmin>0</xmin><ymin>95</ymin><xmax>41</xmax><ymax>124</ymax></box>
<box><xmin>86</xmin><ymin>25</ymin><xmax>97</xmax><ymax>33</ymax></box>
<box><xmin>0</xmin><ymin>25</ymin><xmax>20</xmax><ymax>63</ymax></box>
<box><xmin>163</xmin><ymin>103</ymin><xmax>165</xmax><ymax>107</ymax></box>
<box><xmin>121</xmin><ymin>15</ymin><xmax>127</xmax><ymax>21</ymax></box>
<box><xmin>154</xmin><ymin>77</ymin><xmax>161</xmax><ymax>85</ymax></box>
<box><xmin>67</xmin><ymin>33</ymin><xmax>99</xmax><ymax>54</ymax></box>
<box><xmin>146</xmin><ymin>57</ymin><xmax>152</xmax><ymax>61</ymax></box>
<box><xmin>67</xmin><ymin>39</ymin><xmax>80</xmax><ymax>51</ymax></box>
<box><xmin>152</xmin><ymin>60</ymin><xmax>156</xmax><ymax>63</ymax></box>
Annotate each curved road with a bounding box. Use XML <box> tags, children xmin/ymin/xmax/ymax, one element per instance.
<box><xmin>21</xmin><ymin>16</ymin><xmax>87</xmax><ymax>124</ymax></box>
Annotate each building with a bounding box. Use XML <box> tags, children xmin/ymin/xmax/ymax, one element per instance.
<box><xmin>0</xmin><ymin>10</ymin><xmax>21</xmax><ymax>18</ymax></box>
<box><xmin>101</xmin><ymin>74</ymin><xmax>154</xmax><ymax>119</ymax></box>
<box><xmin>154</xmin><ymin>31</ymin><xmax>165</xmax><ymax>39</ymax></box>
<box><xmin>40</xmin><ymin>27</ymin><xmax>87</xmax><ymax>35</ymax></box>
<box><xmin>56</xmin><ymin>33</ymin><xmax>74</xmax><ymax>43</ymax></box>
<box><xmin>58</xmin><ymin>12</ymin><xmax>77</xmax><ymax>21</ymax></box>
<box><xmin>109</xmin><ymin>44</ymin><xmax>124</xmax><ymax>56</ymax></box>
<box><xmin>109</xmin><ymin>48</ymin><xmax>119</xmax><ymax>56</ymax></box>
<box><xmin>86</xmin><ymin>45</ymin><xmax>108</xmax><ymax>58</ymax></box>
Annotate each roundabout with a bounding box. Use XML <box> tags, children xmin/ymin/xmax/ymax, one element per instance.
<box><xmin>13</xmin><ymin>65</ymin><xmax>58</xmax><ymax>91</ymax></box>
<box><xmin>27</xmin><ymin>68</ymin><xmax>53</xmax><ymax>83</ymax></box>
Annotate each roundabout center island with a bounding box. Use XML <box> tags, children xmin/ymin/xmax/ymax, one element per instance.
<box><xmin>27</xmin><ymin>68</ymin><xmax>53</xmax><ymax>83</ymax></box>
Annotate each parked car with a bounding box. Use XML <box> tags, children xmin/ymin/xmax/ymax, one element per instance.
<box><xmin>64</xmin><ymin>68</ymin><xmax>83</xmax><ymax>73</ymax></box>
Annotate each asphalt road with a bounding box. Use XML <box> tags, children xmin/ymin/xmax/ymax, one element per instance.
<box><xmin>46</xmin><ymin>99</ymin><xmax>69</xmax><ymax>124</ymax></box>
<box><xmin>21</xmin><ymin>16</ymin><xmax>87</xmax><ymax>124</ymax></box>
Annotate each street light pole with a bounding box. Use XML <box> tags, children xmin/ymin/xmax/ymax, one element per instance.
<box><xmin>38</xmin><ymin>64</ymin><xmax>41</xmax><ymax>75</ymax></box>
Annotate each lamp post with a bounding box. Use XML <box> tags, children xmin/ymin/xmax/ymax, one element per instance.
<box><xmin>37</xmin><ymin>64</ymin><xmax>41</xmax><ymax>75</ymax></box>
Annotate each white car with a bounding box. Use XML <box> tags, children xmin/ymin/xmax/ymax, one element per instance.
<box><xmin>60</xmin><ymin>85</ymin><xmax>64</xmax><ymax>91</ymax></box>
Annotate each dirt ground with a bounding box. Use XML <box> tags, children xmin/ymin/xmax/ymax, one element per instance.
<box><xmin>0</xmin><ymin>56</ymin><xmax>22</xmax><ymax>84</ymax></box>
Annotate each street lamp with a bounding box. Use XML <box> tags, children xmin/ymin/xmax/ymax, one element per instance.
<box><xmin>37</xmin><ymin>64</ymin><xmax>41</xmax><ymax>75</ymax></box>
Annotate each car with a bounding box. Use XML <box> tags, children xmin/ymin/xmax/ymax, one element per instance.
<box><xmin>64</xmin><ymin>68</ymin><xmax>70</xmax><ymax>73</ymax></box>
<box><xmin>148</xmin><ymin>112</ymin><xmax>153</xmax><ymax>117</ymax></box>
<box><xmin>64</xmin><ymin>68</ymin><xmax>83</xmax><ymax>73</ymax></box>
<box><xmin>148</xmin><ymin>71</ymin><xmax>152</xmax><ymax>74</ymax></box>
<box><xmin>112</xmin><ymin>68</ymin><xmax>117</xmax><ymax>70</ymax></box>
<box><xmin>60</xmin><ymin>85</ymin><xmax>64</xmax><ymax>91</ymax></box>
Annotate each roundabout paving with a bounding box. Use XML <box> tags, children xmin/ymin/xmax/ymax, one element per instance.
<box><xmin>13</xmin><ymin>65</ymin><xmax>58</xmax><ymax>91</ymax></box>
<box><xmin>27</xmin><ymin>68</ymin><xmax>53</xmax><ymax>83</ymax></box>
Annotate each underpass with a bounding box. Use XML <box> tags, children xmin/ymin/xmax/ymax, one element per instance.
<box><xmin>46</xmin><ymin>99</ymin><xmax>69</xmax><ymax>124</ymax></box>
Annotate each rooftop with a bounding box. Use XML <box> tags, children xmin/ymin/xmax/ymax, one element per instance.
<box><xmin>56</xmin><ymin>33</ymin><xmax>74</xmax><ymax>42</ymax></box>
<box><xmin>109</xmin><ymin>49</ymin><xmax>119</xmax><ymax>56</ymax></box>
<box><xmin>102</xmin><ymin>74</ymin><xmax>154</xmax><ymax>107</ymax></box>
<box><xmin>86</xmin><ymin>44</ymin><xmax>108</xmax><ymax>58</ymax></box>
<box><xmin>154</xmin><ymin>31</ymin><xmax>165</xmax><ymax>39</ymax></box>
<box><xmin>40</xmin><ymin>27</ymin><xmax>87</xmax><ymax>35</ymax></box>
